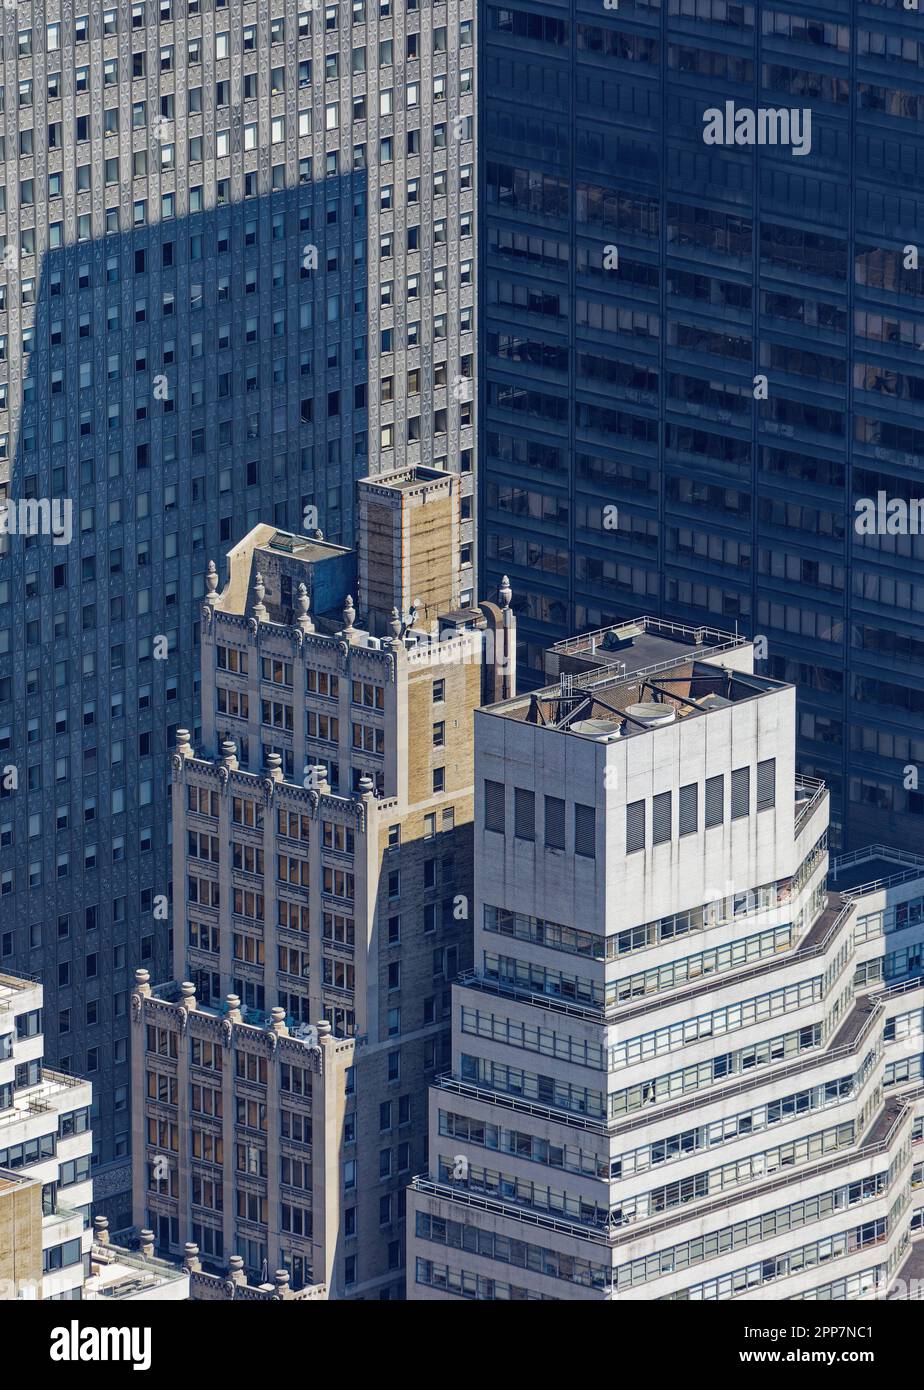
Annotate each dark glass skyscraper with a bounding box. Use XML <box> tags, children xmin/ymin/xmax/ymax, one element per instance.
<box><xmin>479</xmin><ymin>0</ymin><xmax>924</xmax><ymax>853</ymax></box>
<box><xmin>0</xmin><ymin>0</ymin><xmax>475</xmax><ymax>1224</ymax></box>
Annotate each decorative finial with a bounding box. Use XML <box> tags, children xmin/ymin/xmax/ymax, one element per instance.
<box><xmin>499</xmin><ymin>575</ymin><xmax>512</xmax><ymax>609</ymax></box>
<box><xmin>295</xmin><ymin>582</ymin><xmax>314</xmax><ymax>633</ymax></box>
<box><xmin>313</xmin><ymin>528</ymin><xmax>324</xmax><ymax>542</ymax></box>
<box><xmin>267</xmin><ymin>1006</ymin><xmax>288</xmax><ymax>1037</ymax></box>
<box><xmin>251</xmin><ymin>570</ymin><xmax>268</xmax><ymax>621</ymax></box>
<box><xmin>204</xmin><ymin>560</ymin><xmax>219</xmax><ymax>605</ymax></box>
<box><xmin>342</xmin><ymin>594</ymin><xmax>355</xmax><ymax>633</ymax></box>
<box><xmin>389</xmin><ymin>607</ymin><xmax>402</xmax><ymax>639</ymax></box>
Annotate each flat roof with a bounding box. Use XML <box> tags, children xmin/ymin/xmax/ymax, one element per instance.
<box><xmin>829</xmin><ymin>845</ymin><xmax>924</xmax><ymax>894</ymax></box>
<box><xmin>262</xmin><ymin>531</ymin><xmax>350</xmax><ymax>562</ymax></box>
<box><xmin>549</xmin><ymin>617</ymin><xmax>747</xmax><ymax>676</ymax></box>
<box><xmin>493</xmin><ymin>661</ymin><xmax>781</xmax><ymax>740</ymax></box>
<box><xmin>0</xmin><ymin>971</ymin><xmax>37</xmax><ymax>1004</ymax></box>
<box><xmin>0</xmin><ymin>1167</ymin><xmax>40</xmax><ymax>1193</ymax></box>
<box><xmin>360</xmin><ymin>464</ymin><xmax>451</xmax><ymax>493</ymax></box>
<box><xmin>87</xmin><ymin>1248</ymin><xmax>188</xmax><ymax>1299</ymax></box>
<box><xmin>484</xmin><ymin>617</ymin><xmax>777</xmax><ymax>739</ymax></box>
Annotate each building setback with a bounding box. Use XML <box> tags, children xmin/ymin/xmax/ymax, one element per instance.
<box><xmin>0</xmin><ymin>0</ymin><xmax>476</xmax><ymax>1223</ymax></box>
<box><xmin>0</xmin><ymin>971</ymin><xmax>93</xmax><ymax>1300</ymax></box>
<box><xmin>408</xmin><ymin>619</ymin><xmax>924</xmax><ymax>1299</ymax></box>
<box><xmin>131</xmin><ymin>465</ymin><xmax>513</xmax><ymax>1297</ymax></box>
<box><xmin>479</xmin><ymin>0</ymin><xmax>924</xmax><ymax>852</ymax></box>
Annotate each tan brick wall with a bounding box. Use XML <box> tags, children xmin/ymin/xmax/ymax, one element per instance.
<box><xmin>406</xmin><ymin>491</ymin><xmax>457</xmax><ymax>630</ymax></box>
<box><xmin>0</xmin><ymin>1181</ymin><xmax>43</xmax><ymax>1298</ymax></box>
<box><xmin>406</xmin><ymin>657</ymin><xmax>479</xmax><ymax>808</ymax></box>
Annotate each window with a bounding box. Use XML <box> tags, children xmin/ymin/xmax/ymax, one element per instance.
<box><xmin>731</xmin><ymin>767</ymin><xmax>750</xmax><ymax>821</ymax></box>
<box><xmin>574</xmin><ymin>803</ymin><xmax>595</xmax><ymax>858</ymax></box>
<box><xmin>652</xmin><ymin>792</ymin><xmax>672</xmax><ymax>846</ymax></box>
<box><xmin>757</xmin><ymin>759</ymin><xmax>776</xmax><ymax>812</ymax></box>
<box><xmin>679</xmin><ymin>783</ymin><xmax>698</xmax><ymax>837</ymax></box>
<box><xmin>514</xmin><ymin>789</ymin><xmax>535</xmax><ymax>841</ymax></box>
<box><xmin>484</xmin><ymin>781</ymin><xmax>505</xmax><ymax>834</ymax></box>
<box><xmin>705</xmin><ymin>775</ymin><xmax>724</xmax><ymax>829</ymax></box>
<box><xmin>626</xmin><ymin>800</ymin><xmax>645</xmax><ymax>854</ymax></box>
<box><xmin>545</xmin><ymin>796</ymin><xmax>565</xmax><ymax>850</ymax></box>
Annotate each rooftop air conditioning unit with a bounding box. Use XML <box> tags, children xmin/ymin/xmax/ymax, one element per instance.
<box><xmin>625</xmin><ymin>702</ymin><xmax>676</xmax><ymax>728</ymax></box>
<box><xmin>570</xmin><ymin>719</ymin><xmax>624</xmax><ymax>742</ymax></box>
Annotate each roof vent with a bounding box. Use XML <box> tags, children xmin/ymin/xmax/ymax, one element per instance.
<box><xmin>601</xmin><ymin>623</ymin><xmax>644</xmax><ymax>652</ymax></box>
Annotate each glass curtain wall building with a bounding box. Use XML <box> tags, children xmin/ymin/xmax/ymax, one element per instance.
<box><xmin>479</xmin><ymin>0</ymin><xmax>924</xmax><ymax>854</ymax></box>
<box><xmin>0</xmin><ymin>0</ymin><xmax>475</xmax><ymax>1224</ymax></box>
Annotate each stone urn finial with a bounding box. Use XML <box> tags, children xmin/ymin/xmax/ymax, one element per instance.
<box><xmin>295</xmin><ymin>582</ymin><xmax>314</xmax><ymax>633</ymax></box>
<box><xmin>205</xmin><ymin>560</ymin><xmax>219</xmax><ymax>605</ymax></box>
<box><xmin>252</xmin><ymin>570</ymin><xmax>268</xmax><ymax>621</ymax></box>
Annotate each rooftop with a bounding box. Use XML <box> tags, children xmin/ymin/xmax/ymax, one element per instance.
<box><xmin>0</xmin><ymin>971</ymin><xmax>38</xmax><ymax>1010</ymax></box>
<box><xmin>486</xmin><ymin>616</ymin><xmax>776</xmax><ymax>740</ymax></box>
<box><xmin>85</xmin><ymin>1241</ymin><xmax>189</xmax><ymax>1301</ymax></box>
<box><xmin>829</xmin><ymin>844</ymin><xmax>924</xmax><ymax>895</ymax></box>
<box><xmin>0</xmin><ymin>1167</ymin><xmax>40</xmax><ymax>1194</ymax></box>
<box><xmin>549</xmin><ymin>617</ymin><xmax>747</xmax><ymax>677</ymax></box>
<box><xmin>0</xmin><ymin>1069</ymin><xmax>88</xmax><ymax>1128</ymax></box>
<box><xmin>495</xmin><ymin>664</ymin><xmax>779</xmax><ymax>741</ymax></box>
<box><xmin>143</xmin><ymin>976</ymin><xmax>330</xmax><ymax>1046</ymax></box>
<box><xmin>358</xmin><ymin>464</ymin><xmax>451</xmax><ymax>495</ymax></box>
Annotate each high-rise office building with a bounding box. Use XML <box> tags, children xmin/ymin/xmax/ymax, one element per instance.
<box><xmin>0</xmin><ymin>0</ymin><xmax>475</xmax><ymax>1222</ymax></box>
<box><xmin>130</xmin><ymin>465</ymin><xmax>513</xmax><ymax>1297</ymax></box>
<box><xmin>0</xmin><ymin>971</ymin><xmax>94</xmax><ymax>1300</ymax></box>
<box><xmin>408</xmin><ymin>619</ymin><xmax>924</xmax><ymax>1299</ymax></box>
<box><xmin>479</xmin><ymin>0</ymin><xmax>924</xmax><ymax>852</ymax></box>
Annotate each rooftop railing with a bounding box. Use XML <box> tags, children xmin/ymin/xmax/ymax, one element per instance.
<box><xmin>794</xmin><ymin>776</ymin><xmax>828</xmax><ymax>836</ymax></box>
<box><xmin>550</xmin><ymin>617</ymin><xmax>745</xmax><ymax>657</ymax></box>
<box><xmin>611</xmin><ymin>992</ymin><xmax>885</xmax><ymax>1138</ymax></box>
<box><xmin>459</xmin><ymin>898</ymin><xmax>853</xmax><ymax>1032</ymax></box>
<box><xmin>0</xmin><ymin>1096</ymin><xmax>53</xmax><ymax>1126</ymax></box>
<box><xmin>544</xmin><ymin>620</ymin><xmax>751</xmax><ymax>698</ymax></box>
<box><xmin>434</xmin><ymin>1074</ymin><xmax>608</xmax><ymax>1137</ymax></box>
<box><xmin>40</xmin><ymin>1068</ymin><xmax>86</xmax><ymax>1089</ymax></box>
<box><xmin>832</xmin><ymin>844</ymin><xmax>924</xmax><ymax>899</ymax></box>
<box><xmin>833</xmin><ymin>844</ymin><xmax>924</xmax><ymax>874</ymax></box>
<box><xmin>844</xmin><ymin>869</ymin><xmax>924</xmax><ymax>899</ymax></box>
<box><xmin>412</xmin><ymin>1098</ymin><xmax>913</xmax><ymax>1252</ymax></box>
<box><xmin>606</xmin><ymin>898</ymin><xmax>853</xmax><ymax>1030</ymax></box>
